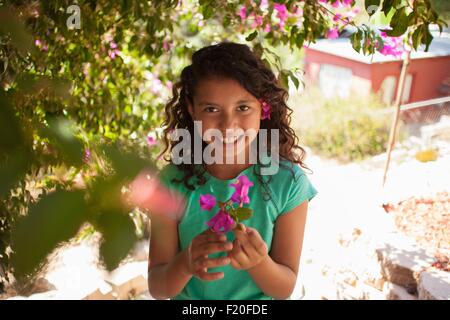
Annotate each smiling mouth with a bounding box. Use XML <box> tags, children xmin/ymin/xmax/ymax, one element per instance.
<box><xmin>219</xmin><ymin>135</ymin><xmax>244</xmax><ymax>145</ymax></box>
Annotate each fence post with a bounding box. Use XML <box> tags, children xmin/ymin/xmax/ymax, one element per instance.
<box><xmin>382</xmin><ymin>50</ymin><xmax>412</xmax><ymax>187</ymax></box>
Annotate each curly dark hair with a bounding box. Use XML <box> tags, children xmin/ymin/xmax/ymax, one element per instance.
<box><xmin>159</xmin><ymin>41</ymin><xmax>309</xmax><ymax>196</ymax></box>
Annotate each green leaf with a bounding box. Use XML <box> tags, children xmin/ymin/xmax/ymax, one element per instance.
<box><xmin>11</xmin><ymin>190</ymin><xmax>88</xmax><ymax>276</ymax></box>
<box><xmin>422</xmin><ymin>25</ymin><xmax>433</xmax><ymax>52</ymax></box>
<box><xmin>295</xmin><ymin>33</ymin><xmax>305</xmax><ymax>49</ymax></box>
<box><xmin>376</xmin><ymin>35</ymin><xmax>385</xmax><ymax>51</ymax></box>
<box><xmin>95</xmin><ymin>209</ymin><xmax>137</xmax><ymax>271</ymax></box>
<box><xmin>246</xmin><ymin>30</ymin><xmax>258</xmax><ymax>42</ymax></box>
<box><xmin>411</xmin><ymin>27</ymin><xmax>423</xmax><ymax>49</ymax></box>
<box><xmin>202</xmin><ymin>5</ymin><xmax>214</xmax><ymax>20</ymax></box>
<box><xmin>381</xmin><ymin>0</ymin><xmax>396</xmax><ymax>16</ymax></box>
<box><xmin>0</xmin><ymin>92</ymin><xmax>25</xmax><ymax>155</ymax></box>
<box><xmin>279</xmin><ymin>70</ymin><xmax>290</xmax><ymax>90</ymax></box>
<box><xmin>289</xmin><ymin>72</ymin><xmax>300</xmax><ymax>90</ymax></box>
<box><xmin>103</xmin><ymin>145</ymin><xmax>156</xmax><ymax>180</ymax></box>
<box><xmin>0</xmin><ymin>151</ymin><xmax>32</xmax><ymax>197</ymax></box>
<box><xmin>0</xmin><ymin>7</ymin><xmax>34</xmax><ymax>56</ymax></box>
<box><xmin>235</xmin><ymin>207</ymin><xmax>253</xmax><ymax>221</ymax></box>
<box><xmin>386</xmin><ymin>7</ymin><xmax>411</xmax><ymax>37</ymax></box>
<box><xmin>42</xmin><ymin>117</ymin><xmax>84</xmax><ymax>167</ymax></box>
<box><xmin>350</xmin><ymin>29</ymin><xmax>363</xmax><ymax>53</ymax></box>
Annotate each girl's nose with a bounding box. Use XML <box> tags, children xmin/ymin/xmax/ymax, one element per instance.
<box><xmin>221</xmin><ymin>113</ymin><xmax>236</xmax><ymax>131</ymax></box>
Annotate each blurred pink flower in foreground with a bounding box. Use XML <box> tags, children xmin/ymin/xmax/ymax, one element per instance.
<box><xmin>128</xmin><ymin>171</ymin><xmax>186</xmax><ymax>220</ymax></box>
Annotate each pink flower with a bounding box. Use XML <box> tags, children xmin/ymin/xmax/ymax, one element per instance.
<box><xmin>147</xmin><ymin>135</ymin><xmax>157</xmax><ymax>147</ymax></box>
<box><xmin>274</xmin><ymin>3</ymin><xmax>288</xmax><ymax>29</ymax></box>
<box><xmin>249</xmin><ymin>12</ymin><xmax>264</xmax><ymax>28</ymax></box>
<box><xmin>332</xmin><ymin>1</ymin><xmax>342</xmax><ymax>8</ymax></box>
<box><xmin>238</xmin><ymin>5</ymin><xmax>247</xmax><ymax>20</ymax></box>
<box><xmin>332</xmin><ymin>0</ymin><xmax>352</xmax><ymax>8</ymax></box>
<box><xmin>345</xmin><ymin>6</ymin><xmax>360</xmax><ymax>20</ymax></box>
<box><xmin>35</xmin><ymin>39</ymin><xmax>48</xmax><ymax>52</ymax></box>
<box><xmin>264</xmin><ymin>24</ymin><xmax>271</xmax><ymax>33</ymax></box>
<box><xmin>260</xmin><ymin>0</ymin><xmax>269</xmax><ymax>11</ymax></box>
<box><xmin>255</xmin><ymin>15</ymin><xmax>263</xmax><ymax>27</ymax></box>
<box><xmin>83</xmin><ymin>148</ymin><xmax>91</xmax><ymax>163</ymax></box>
<box><xmin>327</xmin><ymin>28</ymin><xmax>339</xmax><ymax>39</ymax></box>
<box><xmin>379</xmin><ymin>32</ymin><xmax>404</xmax><ymax>58</ymax></box>
<box><xmin>109</xmin><ymin>50</ymin><xmax>118</xmax><ymax>59</ymax></box>
<box><xmin>342</xmin><ymin>0</ymin><xmax>353</xmax><ymax>6</ymax></box>
<box><xmin>333</xmin><ymin>13</ymin><xmax>342</xmax><ymax>22</ymax></box>
<box><xmin>274</xmin><ymin>3</ymin><xmax>287</xmax><ymax>20</ymax></box>
<box><xmin>259</xmin><ymin>99</ymin><xmax>271</xmax><ymax>120</ymax></box>
<box><xmin>151</xmin><ymin>78</ymin><xmax>163</xmax><ymax>94</ymax></box>
<box><xmin>292</xmin><ymin>5</ymin><xmax>303</xmax><ymax>16</ymax></box>
<box><xmin>230</xmin><ymin>175</ymin><xmax>254</xmax><ymax>206</ymax></box>
<box><xmin>199</xmin><ymin>194</ymin><xmax>216</xmax><ymax>211</ymax></box>
<box><xmin>206</xmin><ymin>210</ymin><xmax>235</xmax><ymax>234</ymax></box>
<box><xmin>108</xmin><ymin>42</ymin><xmax>121</xmax><ymax>59</ymax></box>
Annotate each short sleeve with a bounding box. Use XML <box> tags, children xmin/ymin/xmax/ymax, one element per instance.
<box><xmin>279</xmin><ymin>166</ymin><xmax>318</xmax><ymax>215</ymax></box>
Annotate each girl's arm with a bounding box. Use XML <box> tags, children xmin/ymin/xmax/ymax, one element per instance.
<box><xmin>247</xmin><ymin>201</ymin><xmax>309</xmax><ymax>300</ymax></box>
<box><xmin>147</xmin><ymin>213</ymin><xmax>193</xmax><ymax>300</ymax></box>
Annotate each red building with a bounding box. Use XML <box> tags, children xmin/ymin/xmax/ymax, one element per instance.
<box><xmin>304</xmin><ymin>34</ymin><xmax>450</xmax><ymax>105</ymax></box>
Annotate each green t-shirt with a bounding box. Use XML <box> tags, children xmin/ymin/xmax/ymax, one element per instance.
<box><xmin>158</xmin><ymin>159</ymin><xmax>317</xmax><ymax>300</ymax></box>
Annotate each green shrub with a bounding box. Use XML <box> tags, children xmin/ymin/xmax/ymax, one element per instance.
<box><xmin>293</xmin><ymin>89</ymin><xmax>400</xmax><ymax>162</ymax></box>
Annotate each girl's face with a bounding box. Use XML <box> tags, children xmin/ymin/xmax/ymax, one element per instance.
<box><xmin>188</xmin><ymin>77</ymin><xmax>261</xmax><ymax>162</ymax></box>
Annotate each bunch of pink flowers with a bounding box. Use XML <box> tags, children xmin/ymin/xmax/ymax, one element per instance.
<box><xmin>378</xmin><ymin>31</ymin><xmax>405</xmax><ymax>58</ymax></box>
<box><xmin>199</xmin><ymin>175</ymin><xmax>254</xmax><ymax>234</ymax></box>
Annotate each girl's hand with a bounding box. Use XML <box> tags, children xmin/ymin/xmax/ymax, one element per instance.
<box><xmin>228</xmin><ymin>224</ymin><xmax>269</xmax><ymax>270</ymax></box>
<box><xmin>184</xmin><ymin>229</ymin><xmax>233</xmax><ymax>281</ymax></box>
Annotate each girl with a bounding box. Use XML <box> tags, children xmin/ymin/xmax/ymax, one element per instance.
<box><xmin>147</xmin><ymin>42</ymin><xmax>317</xmax><ymax>300</ymax></box>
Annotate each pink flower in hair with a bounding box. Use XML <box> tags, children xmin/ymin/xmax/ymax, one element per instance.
<box><xmin>259</xmin><ymin>99</ymin><xmax>271</xmax><ymax>120</ymax></box>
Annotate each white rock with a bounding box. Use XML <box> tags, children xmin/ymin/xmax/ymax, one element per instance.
<box><xmin>383</xmin><ymin>282</ymin><xmax>417</xmax><ymax>300</ymax></box>
<box><xmin>418</xmin><ymin>269</ymin><xmax>450</xmax><ymax>300</ymax></box>
<box><xmin>376</xmin><ymin>233</ymin><xmax>435</xmax><ymax>288</ymax></box>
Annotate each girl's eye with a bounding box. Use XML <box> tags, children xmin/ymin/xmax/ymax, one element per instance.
<box><xmin>238</xmin><ymin>105</ymin><xmax>250</xmax><ymax>111</ymax></box>
<box><xmin>204</xmin><ymin>106</ymin><xmax>219</xmax><ymax>113</ymax></box>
